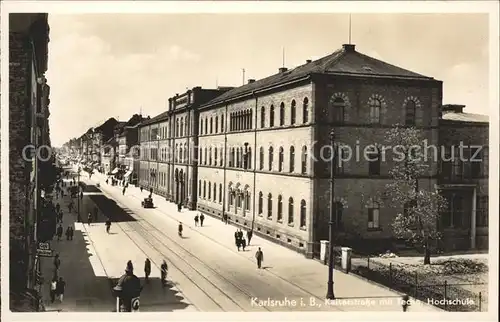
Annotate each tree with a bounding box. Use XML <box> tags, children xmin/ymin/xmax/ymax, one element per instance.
<box><xmin>384</xmin><ymin>125</ymin><xmax>447</xmax><ymax>264</ymax></box>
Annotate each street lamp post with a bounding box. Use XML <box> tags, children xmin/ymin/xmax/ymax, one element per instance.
<box><xmin>326</xmin><ymin>129</ymin><xmax>336</xmax><ymax>300</ymax></box>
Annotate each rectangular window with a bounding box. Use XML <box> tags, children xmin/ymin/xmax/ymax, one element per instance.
<box><xmin>367</xmin><ymin>208</ymin><xmax>379</xmax><ymax>229</ymax></box>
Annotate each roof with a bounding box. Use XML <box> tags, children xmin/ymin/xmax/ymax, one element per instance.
<box><xmin>202</xmin><ymin>44</ymin><xmax>436</xmax><ymax>107</ymax></box>
<box><xmin>141</xmin><ymin>111</ymin><xmax>169</xmax><ymax>126</ymax></box>
<box><xmin>441</xmin><ymin>112</ymin><xmax>489</xmax><ymax>124</ymax></box>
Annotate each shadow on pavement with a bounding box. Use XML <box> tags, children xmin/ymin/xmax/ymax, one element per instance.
<box><xmin>84</xmin><ymin>184</ymin><xmax>137</xmax><ymax>223</ymax></box>
<box><xmin>41</xmin><ymin>225</ymin><xmax>116</xmax><ymax>312</ymax></box>
<box><xmin>108</xmin><ymin>277</ymin><xmax>190</xmax><ymax>312</ymax></box>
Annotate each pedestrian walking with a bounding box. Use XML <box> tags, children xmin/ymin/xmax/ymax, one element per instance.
<box><xmin>56</xmin><ymin>277</ymin><xmax>66</xmax><ymax>302</ymax></box>
<box><xmin>177</xmin><ymin>203</ymin><xmax>182</xmax><ymax>212</ymax></box>
<box><xmin>80</xmin><ymin>191</ymin><xmax>83</xmax><ymax>200</ymax></box>
<box><xmin>241</xmin><ymin>238</ymin><xmax>247</xmax><ymax>251</ymax></box>
<box><xmin>200</xmin><ymin>213</ymin><xmax>205</xmax><ymax>227</ymax></box>
<box><xmin>144</xmin><ymin>258</ymin><xmax>151</xmax><ymax>282</ymax></box>
<box><xmin>255</xmin><ymin>247</ymin><xmax>264</xmax><ymax>269</ymax></box>
<box><xmin>56</xmin><ymin>225</ymin><xmax>63</xmax><ymax>241</ymax></box>
<box><xmin>53</xmin><ymin>254</ymin><xmax>61</xmax><ymax>270</ymax></box>
<box><xmin>160</xmin><ymin>260</ymin><xmax>168</xmax><ymax>287</ymax></box>
<box><xmin>105</xmin><ymin>219</ymin><xmax>111</xmax><ymax>233</ymax></box>
<box><xmin>87</xmin><ymin>212</ymin><xmax>92</xmax><ymax>226</ymax></box>
<box><xmin>69</xmin><ymin>226</ymin><xmax>74</xmax><ymax>240</ymax></box>
<box><xmin>122</xmin><ymin>187</ymin><xmax>126</xmax><ymax>195</ymax></box>
<box><xmin>140</xmin><ymin>186</ymin><xmax>143</xmax><ymax>193</ymax></box>
<box><xmin>194</xmin><ymin>215</ymin><xmax>199</xmax><ymax>226</ymax></box>
<box><xmin>237</xmin><ymin>229</ymin><xmax>244</xmax><ymax>240</ymax></box>
<box><xmin>247</xmin><ymin>229</ymin><xmax>253</xmax><ymax>245</ymax></box>
<box><xmin>402</xmin><ymin>294</ymin><xmax>410</xmax><ymax>312</ymax></box>
<box><xmin>65</xmin><ymin>227</ymin><xmax>71</xmax><ymax>240</ymax></box>
<box><xmin>50</xmin><ymin>278</ymin><xmax>57</xmax><ymax>303</ymax></box>
<box><xmin>150</xmin><ymin>187</ymin><xmax>154</xmax><ymax>195</ymax></box>
<box><xmin>106</xmin><ymin>178</ymin><xmax>109</xmax><ymax>184</ymax></box>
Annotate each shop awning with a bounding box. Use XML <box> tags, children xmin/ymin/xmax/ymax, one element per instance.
<box><xmin>111</xmin><ymin>168</ymin><xmax>119</xmax><ymax>174</ymax></box>
<box><xmin>124</xmin><ymin>170</ymin><xmax>133</xmax><ymax>178</ymax></box>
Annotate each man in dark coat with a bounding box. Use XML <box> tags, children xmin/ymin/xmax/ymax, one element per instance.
<box><xmin>255</xmin><ymin>247</ymin><xmax>264</xmax><ymax>269</ymax></box>
<box><xmin>114</xmin><ymin>261</ymin><xmax>142</xmax><ymax>312</ymax></box>
<box><xmin>144</xmin><ymin>259</ymin><xmax>151</xmax><ymax>282</ymax></box>
<box><xmin>247</xmin><ymin>229</ymin><xmax>253</xmax><ymax>245</ymax></box>
<box><xmin>56</xmin><ymin>225</ymin><xmax>63</xmax><ymax>241</ymax></box>
<box><xmin>199</xmin><ymin>213</ymin><xmax>205</xmax><ymax>226</ymax></box>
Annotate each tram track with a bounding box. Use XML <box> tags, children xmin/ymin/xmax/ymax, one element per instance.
<box><xmin>90</xmin><ymin>176</ymin><xmax>343</xmax><ymax>311</ymax></box>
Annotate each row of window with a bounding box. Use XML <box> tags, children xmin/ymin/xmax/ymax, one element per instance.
<box><xmin>230</xmin><ymin>110</ymin><xmax>252</xmax><ymax>132</ymax></box>
<box><xmin>440</xmin><ymin>194</ymin><xmax>489</xmax><ymax>228</ymax></box>
<box><xmin>257</xmin><ymin>192</ymin><xmax>307</xmax><ymax>228</ymax></box>
<box><xmin>260</xmin><ymin>98</ymin><xmax>309</xmax><ymax>129</ymax></box>
<box><xmin>200</xmin><ymin>115</ymin><xmax>224</xmax><ymax>135</ymax></box>
<box><xmin>440</xmin><ymin>147</ymin><xmax>489</xmax><ymax>179</ymax></box>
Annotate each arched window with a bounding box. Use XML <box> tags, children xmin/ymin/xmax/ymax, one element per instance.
<box><xmin>180</xmin><ymin>119</ymin><xmax>184</xmax><ymax>137</ymax></box>
<box><xmin>258</xmin><ymin>192</ymin><xmax>263</xmax><ymax>215</ymax></box>
<box><xmin>370</xmin><ymin>98</ymin><xmax>381</xmax><ymax>124</ymax></box>
<box><xmin>247</xmin><ymin>147</ymin><xmax>252</xmax><ymax>170</ymax></box>
<box><xmin>198</xmin><ymin>180</ymin><xmax>202</xmax><ymax>197</ymax></box>
<box><xmin>288</xmin><ymin>197</ymin><xmax>294</xmax><ymax>224</ymax></box>
<box><xmin>249</xmin><ymin>110</ymin><xmax>253</xmax><ymax>129</ymax></box>
<box><xmin>219</xmin><ymin>183</ymin><xmax>223</xmax><ymax>203</ymax></box>
<box><xmin>301</xmin><ymin>146</ymin><xmax>308</xmax><ymax>174</ymax></box>
<box><xmin>270</xmin><ymin>105</ymin><xmax>275</xmax><ymax>127</ymax></box>
<box><xmin>215</xmin><ymin>116</ymin><xmax>219</xmax><ymax>133</ymax></box>
<box><xmin>184</xmin><ymin>143</ymin><xmax>188</xmax><ymax>162</ymax></box>
<box><xmin>300</xmin><ymin>200</ymin><xmax>307</xmax><ymax>228</ymax></box>
<box><xmin>221</xmin><ymin>115</ymin><xmax>224</xmax><ymax>132</ymax></box>
<box><xmin>291</xmin><ymin>100</ymin><xmax>296</xmax><ymax>125</ymax></box>
<box><xmin>259</xmin><ymin>147</ymin><xmax>264</xmax><ymax>170</ymax></box>
<box><xmin>268</xmin><ymin>147</ymin><xmax>274</xmax><ymax>171</ymax></box>
<box><xmin>289</xmin><ymin>146</ymin><xmax>295</xmax><ymax>172</ymax></box>
<box><xmin>213</xmin><ymin>183</ymin><xmax>217</xmax><ymax>202</ymax></box>
<box><xmin>267</xmin><ymin>193</ymin><xmax>273</xmax><ymax>219</ymax></box>
<box><xmin>260</xmin><ymin>106</ymin><xmax>265</xmax><ymax>128</ymax></box>
<box><xmin>176</xmin><ymin>119</ymin><xmax>180</xmax><ymax>137</ymax></box>
<box><xmin>204</xmin><ymin>119</ymin><xmax>208</xmax><ymax>135</ymax></box>
<box><xmin>209</xmin><ymin>147</ymin><xmax>212</xmax><ymax>165</ymax></box>
<box><xmin>198</xmin><ymin>146</ymin><xmax>202</xmax><ymax>164</ymax></box>
<box><xmin>405</xmin><ymin>100</ymin><xmax>416</xmax><ymax>126</ymax></box>
<box><xmin>200</xmin><ymin>119</ymin><xmax>204</xmax><ymax>135</ymax></box>
<box><xmin>279</xmin><ymin>102</ymin><xmax>285</xmax><ymax>126</ymax></box>
<box><xmin>220</xmin><ymin>148</ymin><xmax>223</xmax><ymax>166</ymax></box>
<box><xmin>203</xmin><ymin>181</ymin><xmax>206</xmax><ymax>198</ymax></box>
<box><xmin>208</xmin><ymin>182</ymin><xmax>211</xmax><ymax>200</ymax></box>
<box><xmin>278</xmin><ymin>147</ymin><xmax>284</xmax><ymax>172</ymax></box>
<box><xmin>367</xmin><ymin>200</ymin><xmax>380</xmax><ymax>229</ymax></box>
<box><xmin>210</xmin><ymin>117</ymin><xmax>213</xmax><ymax>134</ymax></box>
<box><xmin>175</xmin><ymin>144</ymin><xmax>179</xmax><ymax>162</ymax></box>
<box><xmin>214</xmin><ymin>147</ymin><xmax>218</xmax><ymax>165</ymax></box>
<box><xmin>231</xmin><ymin>148</ymin><xmax>235</xmax><ymax>167</ymax></box>
<box><xmin>277</xmin><ymin>195</ymin><xmax>283</xmax><ymax>222</ymax></box>
<box><xmin>236</xmin><ymin>147</ymin><xmax>240</xmax><ymax>168</ymax></box>
<box><xmin>332</xmin><ymin>97</ymin><xmax>345</xmax><ymax>123</ymax></box>
<box><xmin>303</xmin><ymin>97</ymin><xmax>309</xmax><ymax>124</ymax></box>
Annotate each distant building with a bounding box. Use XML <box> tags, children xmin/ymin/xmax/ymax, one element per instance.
<box><xmin>138</xmin><ymin>86</ymin><xmax>233</xmax><ymax>208</ymax></box>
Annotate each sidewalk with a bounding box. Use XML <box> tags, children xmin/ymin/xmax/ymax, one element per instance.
<box><xmin>40</xmin><ymin>178</ymin><xmax>115</xmax><ymax>312</ymax></box>
<box><xmin>90</xmin><ymin>171</ymin><xmax>442</xmax><ymax>312</ymax></box>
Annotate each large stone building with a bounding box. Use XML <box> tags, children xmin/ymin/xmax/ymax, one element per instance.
<box><xmin>138</xmin><ymin>87</ymin><xmax>233</xmax><ymax>209</ymax></box>
<box><xmin>139</xmin><ymin>44</ymin><xmax>489</xmax><ymax>257</ymax></box>
<box><xmin>9</xmin><ymin>13</ymin><xmax>51</xmax><ymax>310</ymax></box>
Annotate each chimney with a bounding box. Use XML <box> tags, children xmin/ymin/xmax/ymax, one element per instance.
<box><xmin>306</xmin><ymin>59</ymin><xmax>312</xmax><ymax>63</ymax></box>
<box><xmin>342</xmin><ymin>44</ymin><xmax>356</xmax><ymax>52</ymax></box>
<box><xmin>441</xmin><ymin>104</ymin><xmax>465</xmax><ymax>114</ymax></box>
<box><xmin>278</xmin><ymin>67</ymin><xmax>288</xmax><ymax>73</ymax></box>
<box><xmin>248</xmin><ymin>79</ymin><xmax>255</xmax><ymax>84</ymax></box>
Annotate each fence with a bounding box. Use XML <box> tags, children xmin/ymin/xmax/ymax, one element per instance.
<box><xmin>349</xmin><ymin>256</ymin><xmax>487</xmax><ymax>312</ymax></box>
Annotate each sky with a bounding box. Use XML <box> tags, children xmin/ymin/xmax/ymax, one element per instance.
<box><xmin>45</xmin><ymin>13</ymin><xmax>490</xmax><ymax>147</ymax></box>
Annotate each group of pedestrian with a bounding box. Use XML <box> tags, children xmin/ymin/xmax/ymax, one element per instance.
<box><xmin>194</xmin><ymin>213</ymin><xmax>205</xmax><ymax>227</ymax></box>
<box><xmin>234</xmin><ymin>229</ymin><xmax>249</xmax><ymax>251</ymax></box>
<box><xmin>50</xmin><ymin>254</ymin><xmax>66</xmax><ymax>303</ymax></box>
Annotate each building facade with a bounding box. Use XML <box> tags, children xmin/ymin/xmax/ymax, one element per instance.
<box><xmin>138</xmin><ymin>87</ymin><xmax>232</xmax><ymax>209</ymax></box>
<box><xmin>438</xmin><ymin>104</ymin><xmax>489</xmax><ymax>250</ymax></box>
<box><xmin>9</xmin><ymin>13</ymin><xmax>51</xmax><ymax>310</ymax></box>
